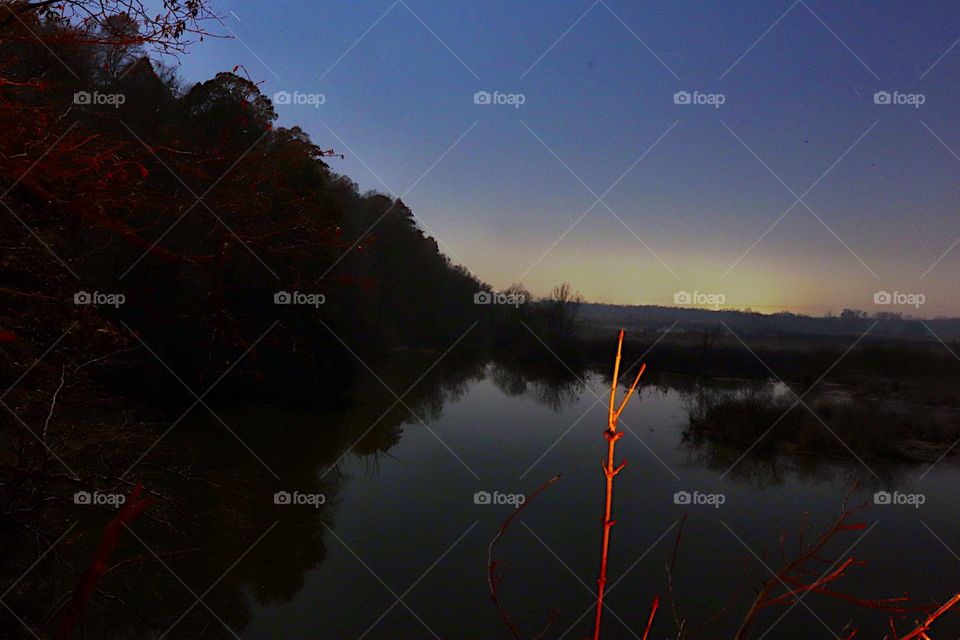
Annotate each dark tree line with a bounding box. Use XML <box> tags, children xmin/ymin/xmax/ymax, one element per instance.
<box><xmin>0</xmin><ymin>4</ymin><xmax>589</xmax><ymax>636</ymax></box>
<box><xmin>0</xmin><ymin>1</ymin><xmax>583</xmax><ymax>407</ymax></box>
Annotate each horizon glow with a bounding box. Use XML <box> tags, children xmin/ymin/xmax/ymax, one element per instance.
<box><xmin>170</xmin><ymin>1</ymin><xmax>960</xmax><ymax>318</ymax></box>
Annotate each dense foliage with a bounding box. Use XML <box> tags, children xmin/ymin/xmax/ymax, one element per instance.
<box><xmin>0</xmin><ymin>6</ymin><xmax>505</xmax><ymax>402</ymax></box>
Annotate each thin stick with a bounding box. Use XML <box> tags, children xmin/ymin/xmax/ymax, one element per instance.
<box><xmin>642</xmin><ymin>595</ymin><xmax>659</xmax><ymax>640</ymax></box>
<box><xmin>487</xmin><ymin>473</ymin><xmax>562</xmax><ymax>640</ymax></box>
<box><xmin>594</xmin><ymin>329</ymin><xmax>647</xmax><ymax>640</ymax></box>
<box><xmin>53</xmin><ymin>482</ymin><xmax>152</xmax><ymax>640</ymax></box>
<box><xmin>666</xmin><ymin>513</ymin><xmax>688</xmax><ymax>632</ymax></box>
<box><xmin>897</xmin><ymin>593</ymin><xmax>960</xmax><ymax>640</ymax></box>
<box><xmin>734</xmin><ymin>483</ymin><xmax>930</xmax><ymax>639</ymax></box>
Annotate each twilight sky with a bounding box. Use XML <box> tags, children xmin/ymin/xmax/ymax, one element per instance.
<box><xmin>173</xmin><ymin>1</ymin><xmax>960</xmax><ymax>316</ymax></box>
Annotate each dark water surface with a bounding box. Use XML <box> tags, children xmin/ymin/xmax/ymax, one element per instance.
<box><xmin>20</xmin><ymin>357</ymin><xmax>959</xmax><ymax>639</ymax></box>
<box><xmin>223</xmin><ymin>361</ymin><xmax>960</xmax><ymax>639</ymax></box>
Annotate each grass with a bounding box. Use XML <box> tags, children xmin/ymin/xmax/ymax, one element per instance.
<box><xmin>682</xmin><ymin>383</ymin><xmax>960</xmax><ymax>463</ymax></box>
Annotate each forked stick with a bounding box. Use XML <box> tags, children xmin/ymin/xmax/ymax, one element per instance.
<box><xmin>594</xmin><ymin>329</ymin><xmax>647</xmax><ymax>640</ymax></box>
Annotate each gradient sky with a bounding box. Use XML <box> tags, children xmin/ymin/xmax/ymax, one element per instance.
<box><xmin>171</xmin><ymin>1</ymin><xmax>960</xmax><ymax>316</ymax></box>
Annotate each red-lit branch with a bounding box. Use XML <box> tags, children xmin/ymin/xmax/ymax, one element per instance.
<box><xmin>487</xmin><ymin>473</ymin><xmax>562</xmax><ymax>640</ymax></box>
<box><xmin>893</xmin><ymin>593</ymin><xmax>960</xmax><ymax>640</ymax></box>
<box><xmin>593</xmin><ymin>329</ymin><xmax>647</xmax><ymax>640</ymax></box>
<box><xmin>734</xmin><ymin>484</ymin><xmax>929</xmax><ymax>640</ymax></box>
<box><xmin>53</xmin><ymin>482</ymin><xmax>152</xmax><ymax>640</ymax></box>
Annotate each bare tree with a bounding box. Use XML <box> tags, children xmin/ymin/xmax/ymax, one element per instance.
<box><xmin>1</xmin><ymin>0</ymin><xmax>219</xmax><ymax>53</ymax></box>
<box><xmin>543</xmin><ymin>282</ymin><xmax>583</xmax><ymax>348</ymax></box>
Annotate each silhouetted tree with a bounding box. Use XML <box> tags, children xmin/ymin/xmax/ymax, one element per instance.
<box><xmin>541</xmin><ymin>282</ymin><xmax>583</xmax><ymax>349</ymax></box>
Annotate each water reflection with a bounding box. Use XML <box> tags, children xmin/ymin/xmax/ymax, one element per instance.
<box><xmin>3</xmin><ymin>357</ymin><xmax>957</xmax><ymax>639</ymax></box>
<box><xmin>672</xmin><ymin>376</ymin><xmax>916</xmax><ymax>488</ymax></box>
<box><xmin>1</xmin><ymin>351</ymin><xmax>487</xmax><ymax>639</ymax></box>
<box><xmin>488</xmin><ymin>358</ymin><xmax>586</xmax><ymax>412</ymax></box>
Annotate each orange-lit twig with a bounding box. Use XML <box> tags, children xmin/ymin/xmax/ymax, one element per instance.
<box><xmin>641</xmin><ymin>595</ymin><xmax>659</xmax><ymax>640</ymax></box>
<box><xmin>895</xmin><ymin>593</ymin><xmax>960</xmax><ymax>640</ymax></box>
<box><xmin>594</xmin><ymin>329</ymin><xmax>647</xmax><ymax>640</ymax></box>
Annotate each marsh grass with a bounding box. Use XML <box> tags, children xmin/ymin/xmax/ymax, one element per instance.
<box><xmin>683</xmin><ymin>383</ymin><xmax>960</xmax><ymax>462</ymax></box>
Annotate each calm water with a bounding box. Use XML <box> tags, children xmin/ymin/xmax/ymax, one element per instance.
<box><xmin>29</xmin><ymin>358</ymin><xmax>960</xmax><ymax>639</ymax></box>
<box><xmin>231</xmin><ymin>362</ymin><xmax>960</xmax><ymax>639</ymax></box>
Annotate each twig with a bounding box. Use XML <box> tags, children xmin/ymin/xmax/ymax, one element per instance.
<box><xmin>665</xmin><ymin>512</ymin><xmax>748</xmax><ymax>638</ymax></box>
<box><xmin>42</xmin><ymin>365</ymin><xmax>66</xmax><ymax>441</ymax></box>
<box><xmin>642</xmin><ymin>596</ymin><xmax>659</xmax><ymax>640</ymax></box>
<box><xmin>734</xmin><ymin>483</ymin><xmax>926</xmax><ymax>639</ymax></box>
<box><xmin>53</xmin><ymin>482</ymin><xmax>152</xmax><ymax>640</ymax></box>
<box><xmin>594</xmin><ymin>329</ymin><xmax>647</xmax><ymax>640</ymax></box>
<box><xmin>666</xmin><ymin>513</ymin><xmax>687</xmax><ymax>631</ymax></box>
<box><xmin>487</xmin><ymin>473</ymin><xmax>562</xmax><ymax>640</ymax></box>
<box><xmin>895</xmin><ymin>593</ymin><xmax>960</xmax><ymax>640</ymax></box>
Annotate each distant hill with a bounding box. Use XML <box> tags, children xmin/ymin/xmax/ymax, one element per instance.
<box><xmin>579</xmin><ymin>303</ymin><xmax>960</xmax><ymax>341</ymax></box>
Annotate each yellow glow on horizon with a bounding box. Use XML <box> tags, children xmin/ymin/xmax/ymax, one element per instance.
<box><xmin>473</xmin><ymin>242</ymin><xmax>887</xmax><ymax>317</ymax></box>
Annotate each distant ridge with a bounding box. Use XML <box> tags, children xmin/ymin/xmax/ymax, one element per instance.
<box><xmin>579</xmin><ymin>302</ymin><xmax>960</xmax><ymax>340</ymax></box>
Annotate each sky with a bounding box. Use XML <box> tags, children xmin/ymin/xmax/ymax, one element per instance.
<box><xmin>170</xmin><ymin>1</ymin><xmax>960</xmax><ymax>317</ymax></box>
